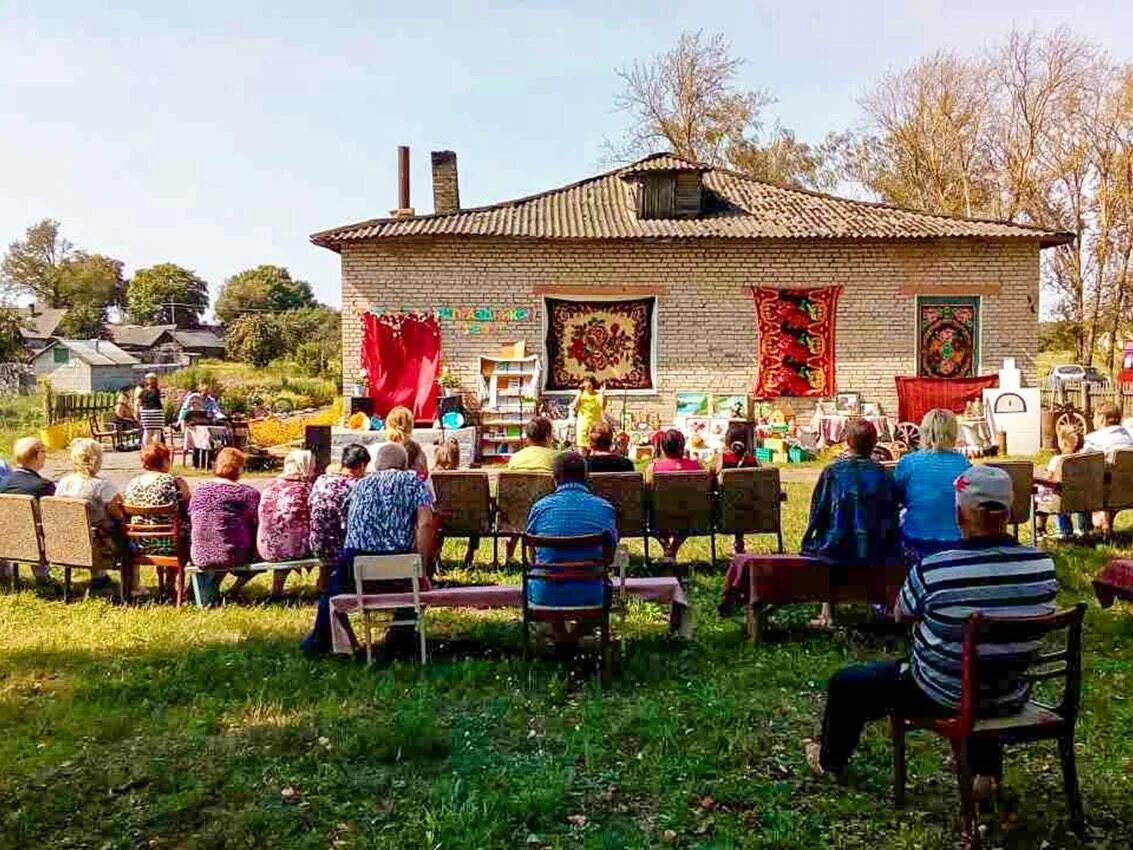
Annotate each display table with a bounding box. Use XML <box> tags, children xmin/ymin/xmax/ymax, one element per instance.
<box><xmin>330</xmin><ymin>426</ymin><xmax>478</xmax><ymax>468</ymax></box>
<box><xmin>811</xmin><ymin>413</ymin><xmax>893</xmax><ymax>445</ymax></box>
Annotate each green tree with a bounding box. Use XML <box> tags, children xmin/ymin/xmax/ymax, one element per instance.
<box><xmin>2</xmin><ymin>219</ymin><xmax>74</xmax><ymax>306</ymax></box>
<box><xmin>225</xmin><ymin>313</ymin><xmax>286</xmax><ymax>367</ymax></box>
<box><xmin>276</xmin><ymin>306</ymin><xmax>341</xmax><ymax>377</ymax></box>
<box><xmin>126</xmin><ymin>263</ymin><xmax>209</xmax><ymax>327</ymax></box>
<box><xmin>214</xmin><ymin>265</ymin><xmax>316</xmax><ymax>324</ymax></box>
<box><xmin>57</xmin><ymin>302</ymin><xmax>107</xmax><ymax>339</ymax></box>
<box><xmin>0</xmin><ymin>307</ymin><xmax>25</xmax><ymax>361</ymax></box>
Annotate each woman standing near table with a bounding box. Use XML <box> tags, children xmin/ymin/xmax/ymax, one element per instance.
<box><xmin>571</xmin><ymin>376</ymin><xmax>606</xmax><ymax>453</ymax></box>
<box><xmin>137</xmin><ymin>372</ymin><xmax>166</xmax><ymax>445</ymax></box>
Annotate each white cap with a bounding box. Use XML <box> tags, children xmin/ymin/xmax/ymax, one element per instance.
<box><xmin>954</xmin><ymin>465</ymin><xmax>1013</xmax><ymax>511</ymax></box>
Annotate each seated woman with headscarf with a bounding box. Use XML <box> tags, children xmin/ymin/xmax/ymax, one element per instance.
<box><xmin>257</xmin><ymin>449</ymin><xmax>317</xmax><ymax>595</ymax></box>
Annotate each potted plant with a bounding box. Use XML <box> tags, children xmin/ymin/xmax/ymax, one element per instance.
<box><xmin>352</xmin><ymin>367</ymin><xmax>369</xmax><ymax>398</ymax></box>
<box><xmin>438</xmin><ymin>368</ymin><xmax>461</xmax><ymax>397</ymax></box>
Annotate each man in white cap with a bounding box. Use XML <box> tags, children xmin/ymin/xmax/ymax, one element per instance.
<box><xmin>808</xmin><ymin>465</ymin><xmax>1058</xmax><ymax>793</ymax></box>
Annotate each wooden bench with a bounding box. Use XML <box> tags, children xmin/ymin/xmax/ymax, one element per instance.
<box><xmin>726</xmin><ymin>554</ymin><xmax>908</xmax><ymax>641</ymax></box>
<box><xmin>186</xmin><ymin>557</ymin><xmax>323</xmax><ymax>607</ymax></box>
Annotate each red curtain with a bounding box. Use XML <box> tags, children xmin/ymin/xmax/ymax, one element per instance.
<box><xmin>895</xmin><ymin>375</ymin><xmax>999</xmax><ymax>424</ymax></box>
<box><xmin>359</xmin><ymin>312</ymin><xmax>441</xmax><ymax>422</ymax></box>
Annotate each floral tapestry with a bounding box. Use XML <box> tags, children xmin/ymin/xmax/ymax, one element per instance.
<box><xmin>918</xmin><ymin>297</ymin><xmax>979</xmax><ymax>378</ymax></box>
<box><xmin>544</xmin><ymin>297</ymin><xmax>655</xmax><ymax>390</ymax></box>
<box><xmin>752</xmin><ymin>286</ymin><xmax>842</xmax><ymax>398</ymax></box>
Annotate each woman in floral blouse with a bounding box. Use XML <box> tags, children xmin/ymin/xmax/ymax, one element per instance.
<box><xmin>123</xmin><ymin>442</ymin><xmax>192</xmax><ymax>563</ymax></box>
<box><xmin>308</xmin><ymin>443</ymin><xmax>370</xmax><ymax>571</ymax></box>
<box><xmin>257</xmin><ymin>449</ymin><xmax>316</xmax><ymax>594</ymax></box>
<box><xmin>188</xmin><ymin>448</ymin><xmax>260</xmax><ymax>604</ymax></box>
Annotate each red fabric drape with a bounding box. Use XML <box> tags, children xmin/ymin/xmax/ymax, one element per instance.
<box><xmin>360</xmin><ymin>312</ymin><xmax>441</xmax><ymax>422</ymax></box>
<box><xmin>895</xmin><ymin>375</ymin><xmax>999</xmax><ymax>424</ymax></box>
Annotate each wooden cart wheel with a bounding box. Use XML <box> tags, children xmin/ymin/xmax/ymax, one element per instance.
<box><xmin>1055</xmin><ymin>409</ymin><xmax>1088</xmax><ymax>438</ymax></box>
<box><xmin>894</xmin><ymin>421</ymin><xmax>921</xmax><ymax>451</ymax></box>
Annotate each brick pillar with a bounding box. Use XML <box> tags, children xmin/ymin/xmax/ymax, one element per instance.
<box><xmin>431</xmin><ymin>150</ymin><xmax>460</xmax><ymax>215</ymax></box>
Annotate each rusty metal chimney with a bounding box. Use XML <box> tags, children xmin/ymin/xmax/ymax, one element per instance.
<box><xmin>431</xmin><ymin>150</ymin><xmax>460</xmax><ymax>215</ymax></box>
<box><xmin>391</xmin><ymin>145</ymin><xmax>415</xmax><ymax>219</ymax></box>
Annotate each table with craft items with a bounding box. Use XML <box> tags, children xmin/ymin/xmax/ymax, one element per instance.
<box><xmin>328</xmin><ymin>577</ymin><xmax>691</xmax><ymax>654</ymax></box>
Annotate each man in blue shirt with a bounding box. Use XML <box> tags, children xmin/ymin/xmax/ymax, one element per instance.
<box><xmin>526</xmin><ymin>451</ymin><xmax>617</xmax><ymax>611</ymax></box>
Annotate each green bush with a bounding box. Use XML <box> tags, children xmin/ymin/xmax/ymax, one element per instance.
<box><xmin>165</xmin><ymin>365</ymin><xmax>216</xmax><ymax>391</ymax></box>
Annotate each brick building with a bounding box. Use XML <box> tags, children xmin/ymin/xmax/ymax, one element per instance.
<box><xmin>313</xmin><ymin>152</ymin><xmax>1072</xmax><ymax>418</ymax></box>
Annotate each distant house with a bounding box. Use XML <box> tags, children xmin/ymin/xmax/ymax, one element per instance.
<box><xmin>17</xmin><ymin>305</ymin><xmax>67</xmax><ymax>354</ymax></box>
<box><xmin>105</xmin><ymin>324</ymin><xmax>227</xmax><ymax>364</ymax></box>
<box><xmin>32</xmin><ymin>339</ymin><xmax>140</xmax><ymax>392</ymax></box>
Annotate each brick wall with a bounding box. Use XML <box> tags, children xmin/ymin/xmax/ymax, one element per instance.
<box><xmin>339</xmin><ymin>236</ymin><xmax>1041</xmax><ymax>419</ymax></box>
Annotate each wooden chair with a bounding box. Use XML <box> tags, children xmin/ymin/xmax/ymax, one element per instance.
<box><xmin>493</xmin><ymin>472</ymin><xmax>555</xmax><ymax>566</ymax></box>
<box><xmin>715</xmin><ymin>468</ymin><xmax>786</xmax><ymax>562</ymax></box>
<box><xmin>168</xmin><ymin>426</ymin><xmax>190</xmax><ymax>467</ymax></box>
<box><xmin>0</xmin><ymin>494</ymin><xmax>44</xmax><ymax>590</ymax></box>
<box><xmin>432</xmin><ymin>471</ymin><xmax>494</xmax><ymax>567</ymax></box>
<box><xmin>1102</xmin><ymin>448</ymin><xmax>1133</xmax><ymax>536</ymax></box>
<box><xmin>521</xmin><ymin>533</ymin><xmax>614</xmax><ymax>679</ymax></box>
<box><xmin>1032</xmin><ymin>451</ymin><xmax>1106</xmax><ymax>538</ymax></box>
<box><xmin>892</xmin><ymin>604</ymin><xmax>1087</xmax><ymax>848</ymax></box>
<box><xmin>353</xmin><ymin>554</ymin><xmax>427</xmax><ymax>664</ymax></box>
<box><xmin>589</xmin><ymin>472</ymin><xmax>648</xmax><ymax>563</ymax></box>
<box><xmin>89</xmin><ymin>416</ymin><xmax>118</xmax><ymax>450</ymax></box>
<box><xmin>983</xmin><ymin>460</ymin><xmax>1035</xmax><ymax>543</ymax></box>
<box><xmin>38</xmin><ymin>496</ymin><xmax>127</xmax><ymax>603</ymax></box>
<box><xmin>228</xmin><ymin>420</ymin><xmax>251</xmax><ymax>451</ymax></box>
<box><xmin>122</xmin><ymin>503</ymin><xmax>189</xmax><ymax>606</ymax></box>
<box><xmin>649</xmin><ymin>471</ymin><xmax>717</xmax><ymax>565</ymax></box>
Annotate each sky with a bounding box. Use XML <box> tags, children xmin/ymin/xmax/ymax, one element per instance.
<box><xmin>3</xmin><ymin>1</ymin><xmax>1133</xmax><ymax>314</ymax></box>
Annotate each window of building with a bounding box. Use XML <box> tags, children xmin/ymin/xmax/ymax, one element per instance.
<box><xmin>637</xmin><ymin>171</ymin><xmax>703</xmax><ymax>219</ymax></box>
<box><xmin>52</xmin><ymin>347</ymin><xmax>69</xmax><ymax>364</ymax></box>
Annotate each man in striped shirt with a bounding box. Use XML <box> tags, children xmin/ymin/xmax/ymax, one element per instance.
<box><xmin>808</xmin><ymin>465</ymin><xmax>1058</xmax><ymax>784</ymax></box>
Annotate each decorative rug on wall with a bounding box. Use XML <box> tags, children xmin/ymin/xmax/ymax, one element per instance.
<box><xmin>917</xmin><ymin>297</ymin><xmax>979</xmax><ymax>378</ymax></box>
<box><xmin>359</xmin><ymin>311</ymin><xmax>442</xmax><ymax>422</ymax></box>
<box><xmin>543</xmin><ymin>297</ymin><xmax>655</xmax><ymax>391</ymax></box>
<box><xmin>752</xmin><ymin>286</ymin><xmax>842</xmax><ymax>398</ymax></box>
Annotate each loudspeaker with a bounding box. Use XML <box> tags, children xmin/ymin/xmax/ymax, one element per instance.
<box><xmin>305</xmin><ymin>425</ymin><xmax>332</xmax><ymax>474</ymax></box>
<box><xmin>347</xmin><ymin>396</ymin><xmax>374</xmax><ymax>418</ymax></box>
<box><xmin>437</xmin><ymin>394</ymin><xmax>463</xmax><ymax>419</ymax></box>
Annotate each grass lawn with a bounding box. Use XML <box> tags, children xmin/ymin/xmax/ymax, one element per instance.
<box><xmin>2</xmin><ymin>482</ymin><xmax>1132</xmax><ymax>849</ymax></box>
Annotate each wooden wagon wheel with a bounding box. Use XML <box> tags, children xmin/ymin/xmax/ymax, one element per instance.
<box><xmin>893</xmin><ymin>421</ymin><xmax>921</xmax><ymax>451</ymax></box>
<box><xmin>1055</xmin><ymin>409</ymin><xmax>1088</xmax><ymax>438</ymax></box>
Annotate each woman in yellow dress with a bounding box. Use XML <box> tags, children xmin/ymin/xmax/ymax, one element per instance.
<box><xmin>571</xmin><ymin>377</ymin><xmax>606</xmax><ymax>452</ymax></box>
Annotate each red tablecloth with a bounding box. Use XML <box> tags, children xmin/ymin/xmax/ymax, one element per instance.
<box><xmin>329</xmin><ymin>577</ymin><xmax>690</xmax><ymax>654</ymax></box>
<box><xmin>1094</xmin><ymin>559</ymin><xmax>1133</xmax><ymax>608</ymax></box>
<box><xmin>895</xmin><ymin>375</ymin><xmax>999</xmax><ymax>424</ymax></box>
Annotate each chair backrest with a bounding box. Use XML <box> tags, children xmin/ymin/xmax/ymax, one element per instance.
<box><xmin>588</xmin><ymin>472</ymin><xmax>646</xmax><ymax>538</ymax></box>
<box><xmin>1104</xmin><ymin>447</ymin><xmax>1133</xmax><ymax>511</ymax></box>
<box><xmin>523</xmin><ymin>533</ymin><xmax>612</xmax><ymax>581</ymax></box>
<box><xmin>1057</xmin><ymin>451</ymin><xmax>1106</xmax><ymax>514</ymax></box>
<box><xmin>229</xmin><ymin>421</ymin><xmax>250</xmax><ymax>450</ymax></box>
<box><xmin>495</xmin><ymin>472</ymin><xmax>556</xmax><ymax>535</ymax></box>
<box><xmin>717</xmin><ymin>467</ymin><xmax>782</xmax><ymax>534</ymax></box>
<box><xmin>39</xmin><ymin>497</ymin><xmax>97</xmax><ymax>569</ymax></box>
<box><xmin>0</xmin><ymin>494</ymin><xmax>44</xmax><ymax>564</ymax></box>
<box><xmin>432</xmin><ymin>471</ymin><xmax>492</xmax><ymax>536</ymax></box>
<box><xmin>983</xmin><ymin>460</ymin><xmax>1034</xmax><ymax>524</ymax></box>
<box><xmin>956</xmin><ymin>603</ymin><xmax>1086</xmax><ymax>733</ymax></box>
<box><xmin>122</xmin><ymin>502</ymin><xmax>187</xmax><ymax>566</ymax></box>
<box><xmin>353</xmin><ymin>553</ymin><xmax>423</xmax><ymax>591</ymax></box>
<box><xmin>650</xmin><ymin>471</ymin><xmax>715</xmax><ymax>535</ymax></box>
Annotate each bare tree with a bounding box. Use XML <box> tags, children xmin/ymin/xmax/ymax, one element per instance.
<box><xmin>605</xmin><ymin>30</ymin><xmax>828</xmax><ymax>188</ymax></box>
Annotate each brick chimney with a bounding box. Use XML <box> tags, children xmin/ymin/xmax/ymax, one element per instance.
<box><xmin>431</xmin><ymin>150</ymin><xmax>460</xmax><ymax>215</ymax></box>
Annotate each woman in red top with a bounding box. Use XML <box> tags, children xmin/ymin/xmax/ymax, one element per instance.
<box><xmin>714</xmin><ymin>423</ymin><xmax>760</xmax><ymax>553</ymax></box>
<box><xmin>645</xmin><ymin>429</ymin><xmax>702</xmax><ymax>559</ymax></box>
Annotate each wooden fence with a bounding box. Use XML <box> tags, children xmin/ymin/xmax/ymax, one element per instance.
<box><xmin>45</xmin><ymin>392</ymin><xmax>118</xmax><ymax>425</ymax></box>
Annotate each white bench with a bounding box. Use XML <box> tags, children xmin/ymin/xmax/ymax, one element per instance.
<box><xmin>186</xmin><ymin>558</ymin><xmax>323</xmax><ymax>607</ymax></box>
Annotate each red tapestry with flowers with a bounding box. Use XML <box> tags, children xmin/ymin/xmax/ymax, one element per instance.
<box><xmin>544</xmin><ymin>297</ymin><xmax>655</xmax><ymax>391</ymax></box>
<box><xmin>752</xmin><ymin>286</ymin><xmax>842</xmax><ymax>398</ymax></box>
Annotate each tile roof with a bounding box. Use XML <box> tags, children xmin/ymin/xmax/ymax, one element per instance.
<box><xmin>173</xmin><ymin>329</ymin><xmax>226</xmax><ymax>349</ymax></box>
<box><xmin>17</xmin><ymin>308</ymin><xmax>67</xmax><ymax>340</ymax></box>
<box><xmin>312</xmin><ymin>152</ymin><xmax>1074</xmax><ymax>250</ymax></box>
<box><xmin>39</xmin><ymin>339</ymin><xmax>140</xmax><ymax>367</ymax></box>
<box><xmin>106</xmin><ymin>324</ymin><xmax>177</xmax><ymax>348</ymax></box>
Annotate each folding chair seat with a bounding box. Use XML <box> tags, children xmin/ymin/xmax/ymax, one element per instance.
<box><xmin>588</xmin><ymin>472</ymin><xmax>648</xmax><ymax>563</ymax></box>
<box><xmin>0</xmin><ymin>494</ymin><xmax>45</xmax><ymax>590</ymax></box>
<box><xmin>983</xmin><ymin>460</ymin><xmax>1035</xmax><ymax>542</ymax></box>
<box><xmin>353</xmin><ymin>554</ymin><xmax>427</xmax><ymax>664</ymax></box>
<box><xmin>493</xmin><ymin>472</ymin><xmax>555</xmax><ymax>566</ymax></box>
<box><xmin>432</xmin><ymin>471</ymin><xmax>493</xmax><ymax>567</ymax></box>
<box><xmin>1102</xmin><ymin>448</ymin><xmax>1133</xmax><ymax>535</ymax></box>
<box><xmin>648</xmin><ymin>471</ymin><xmax>716</xmax><ymax>566</ymax></box>
<box><xmin>715</xmin><ymin>467</ymin><xmax>786</xmax><ymax>560</ymax></box>
<box><xmin>39</xmin><ymin>496</ymin><xmax>128</xmax><ymax>603</ymax></box>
